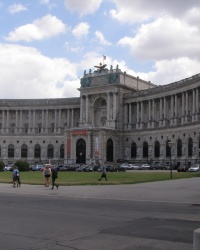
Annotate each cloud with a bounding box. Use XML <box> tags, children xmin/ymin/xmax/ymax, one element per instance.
<box><xmin>64</xmin><ymin>0</ymin><xmax>103</xmax><ymax>16</ymax></box>
<box><xmin>95</xmin><ymin>31</ymin><xmax>112</xmax><ymax>46</ymax></box>
<box><xmin>6</xmin><ymin>15</ymin><xmax>66</xmax><ymax>42</ymax></box>
<box><xmin>110</xmin><ymin>0</ymin><xmax>200</xmax><ymax>24</ymax></box>
<box><xmin>8</xmin><ymin>3</ymin><xmax>27</xmax><ymax>14</ymax></box>
<box><xmin>39</xmin><ymin>0</ymin><xmax>57</xmax><ymax>9</ymax></box>
<box><xmin>72</xmin><ymin>22</ymin><xmax>90</xmax><ymax>38</ymax></box>
<box><xmin>118</xmin><ymin>17</ymin><xmax>200</xmax><ymax>61</ymax></box>
<box><xmin>0</xmin><ymin>43</ymin><xmax>79</xmax><ymax>99</ymax></box>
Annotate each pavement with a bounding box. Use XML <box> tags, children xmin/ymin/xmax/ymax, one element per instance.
<box><xmin>0</xmin><ymin>177</ymin><xmax>200</xmax><ymax>250</ymax></box>
<box><xmin>0</xmin><ymin>177</ymin><xmax>200</xmax><ymax>204</ymax></box>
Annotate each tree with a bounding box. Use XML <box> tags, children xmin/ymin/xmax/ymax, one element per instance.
<box><xmin>14</xmin><ymin>160</ymin><xmax>29</xmax><ymax>171</ymax></box>
<box><xmin>0</xmin><ymin>161</ymin><xmax>5</xmax><ymax>171</ymax></box>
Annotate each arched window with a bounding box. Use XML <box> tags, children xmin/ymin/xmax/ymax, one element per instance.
<box><xmin>60</xmin><ymin>144</ymin><xmax>64</xmax><ymax>158</ymax></box>
<box><xmin>166</xmin><ymin>140</ymin><xmax>171</xmax><ymax>157</ymax></box>
<box><xmin>106</xmin><ymin>139</ymin><xmax>113</xmax><ymax>162</ymax></box>
<box><xmin>188</xmin><ymin>138</ymin><xmax>193</xmax><ymax>157</ymax></box>
<box><xmin>21</xmin><ymin>144</ymin><xmax>28</xmax><ymax>158</ymax></box>
<box><xmin>143</xmin><ymin>141</ymin><xmax>148</xmax><ymax>158</ymax></box>
<box><xmin>131</xmin><ymin>142</ymin><xmax>137</xmax><ymax>158</ymax></box>
<box><xmin>154</xmin><ymin>141</ymin><xmax>160</xmax><ymax>158</ymax></box>
<box><xmin>34</xmin><ymin>144</ymin><xmax>41</xmax><ymax>158</ymax></box>
<box><xmin>8</xmin><ymin>144</ymin><xmax>14</xmax><ymax>158</ymax></box>
<box><xmin>177</xmin><ymin>139</ymin><xmax>182</xmax><ymax>157</ymax></box>
<box><xmin>47</xmin><ymin>144</ymin><xmax>54</xmax><ymax>159</ymax></box>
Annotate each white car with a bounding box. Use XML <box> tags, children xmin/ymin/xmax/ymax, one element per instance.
<box><xmin>128</xmin><ymin>164</ymin><xmax>140</xmax><ymax>170</ymax></box>
<box><xmin>188</xmin><ymin>164</ymin><xmax>200</xmax><ymax>172</ymax></box>
<box><xmin>140</xmin><ymin>164</ymin><xmax>150</xmax><ymax>170</ymax></box>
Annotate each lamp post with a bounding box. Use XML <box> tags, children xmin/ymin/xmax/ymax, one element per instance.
<box><xmin>168</xmin><ymin>141</ymin><xmax>174</xmax><ymax>179</ymax></box>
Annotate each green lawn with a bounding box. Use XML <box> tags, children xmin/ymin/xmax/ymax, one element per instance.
<box><xmin>1</xmin><ymin>171</ymin><xmax>200</xmax><ymax>186</ymax></box>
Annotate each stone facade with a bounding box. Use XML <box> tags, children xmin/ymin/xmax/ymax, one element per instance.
<box><xmin>0</xmin><ymin>66</ymin><xmax>200</xmax><ymax>167</ymax></box>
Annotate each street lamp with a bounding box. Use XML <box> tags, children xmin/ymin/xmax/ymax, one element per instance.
<box><xmin>168</xmin><ymin>141</ymin><xmax>174</xmax><ymax>179</ymax></box>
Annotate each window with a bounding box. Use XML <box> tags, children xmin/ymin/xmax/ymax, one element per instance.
<box><xmin>21</xmin><ymin>144</ymin><xmax>28</xmax><ymax>158</ymax></box>
<box><xmin>34</xmin><ymin>144</ymin><xmax>41</xmax><ymax>158</ymax></box>
<box><xmin>131</xmin><ymin>142</ymin><xmax>137</xmax><ymax>158</ymax></box>
<box><xmin>60</xmin><ymin>144</ymin><xmax>64</xmax><ymax>158</ymax></box>
<box><xmin>47</xmin><ymin>144</ymin><xmax>54</xmax><ymax>158</ymax></box>
<box><xmin>8</xmin><ymin>144</ymin><xmax>14</xmax><ymax>158</ymax></box>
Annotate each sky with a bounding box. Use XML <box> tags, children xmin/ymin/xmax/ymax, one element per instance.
<box><xmin>1</xmin><ymin>0</ymin><xmax>200</xmax><ymax>99</ymax></box>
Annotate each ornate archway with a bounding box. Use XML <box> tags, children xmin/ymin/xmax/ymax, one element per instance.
<box><xmin>106</xmin><ymin>138</ymin><xmax>113</xmax><ymax>162</ymax></box>
<box><xmin>76</xmin><ymin>139</ymin><xmax>86</xmax><ymax>164</ymax></box>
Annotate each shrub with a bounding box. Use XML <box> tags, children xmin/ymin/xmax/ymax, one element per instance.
<box><xmin>14</xmin><ymin>160</ymin><xmax>29</xmax><ymax>171</ymax></box>
<box><xmin>0</xmin><ymin>161</ymin><xmax>5</xmax><ymax>171</ymax></box>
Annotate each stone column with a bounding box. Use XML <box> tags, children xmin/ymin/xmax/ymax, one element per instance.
<box><xmin>140</xmin><ymin>101</ymin><xmax>143</xmax><ymax>129</ymax></box>
<box><xmin>20</xmin><ymin>110</ymin><xmax>23</xmax><ymax>133</ymax></box>
<box><xmin>28</xmin><ymin>110</ymin><xmax>32</xmax><ymax>133</ymax></box>
<box><xmin>136</xmin><ymin>102</ymin><xmax>140</xmax><ymax>129</ymax></box>
<box><xmin>71</xmin><ymin>109</ymin><xmax>74</xmax><ymax>127</ymax></box>
<box><xmin>2</xmin><ymin>110</ymin><xmax>5</xmax><ymax>131</ymax></box>
<box><xmin>192</xmin><ymin>89</ymin><xmax>196</xmax><ymax>122</ymax></box>
<box><xmin>67</xmin><ymin>109</ymin><xmax>70</xmax><ymax>128</ymax></box>
<box><xmin>148</xmin><ymin>100</ymin><xmax>151</xmax><ymax>128</ymax></box>
<box><xmin>85</xmin><ymin>95</ymin><xmax>89</xmax><ymax>122</ymax></box>
<box><xmin>46</xmin><ymin>109</ymin><xmax>49</xmax><ymax>133</ymax></box>
<box><xmin>58</xmin><ymin>109</ymin><xmax>61</xmax><ymax>133</ymax></box>
<box><xmin>54</xmin><ymin>109</ymin><xmax>57</xmax><ymax>132</ymax></box>
<box><xmin>6</xmin><ymin>110</ymin><xmax>9</xmax><ymax>133</ymax></box>
<box><xmin>129</xmin><ymin>103</ymin><xmax>132</xmax><ymax>130</ymax></box>
<box><xmin>42</xmin><ymin>110</ymin><xmax>44</xmax><ymax>133</ymax></box>
<box><xmin>152</xmin><ymin>99</ymin><xmax>155</xmax><ymax>128</ymax></box>
<box><xmin>15</xmin><ymin>110</ymin><xmax>18</xmax><ymax>133</ymax></box>
<box><xmin>181</xmin><ymin>92</ymin><xmax>185</xmax><ymax>124</ymax></box>
<box><xmin>159</xmin><ymin>98</ymin><xmax>162</xmax><ymax>126</ymax></box>
<box><xmin>170</xmin><ymin>95</ymin><xmax>174</xmax><ymax>126</ymax></box>
<box><xmin>185</xmin><ymin>91</ymin><xmax>188</xmax><ymax>123</ymax></box>
<box><xmin>107</xmin><ymin>92</ymin><xmax>110</xmax><ymax>121</ymax></box>
<box><xmin>196</xmin><ymin>88</ymin><xmax>199</xmax><ymax>120</ymax></box>
<box><xmin>33</xmin><ymin>110</ymin><xmax>36</xmax><ymax>133</ymax></box>
<box><xmin>80</xmin><ymin>96</ymin><xmax>83</xmax><ymax>123</ymax></box>
<box><xmin>174</xmin><ymin>94</ymin><xmax>178</xmax><ymax>125</ymax></box>
<box><xmin>113</xmin><ymin>92</ymin><xmax>117</xmax><ymax>120</ymax></box>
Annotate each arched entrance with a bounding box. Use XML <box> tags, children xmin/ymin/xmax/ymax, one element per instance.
<box><xmin>76</xmin><ymin>139</ymin><xmax>86</xmax><ymax>164</ymax></box>
<box><xmin>106</xmin><ymin>139</ymin><xmax>113</xmax><ymax>162</ymax></box>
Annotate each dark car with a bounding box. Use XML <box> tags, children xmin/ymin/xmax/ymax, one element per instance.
<box><xmin>57</xmin><ymin>165</ymin><xmax>68</xmax><ymax>171</ymax></box>
<box><xmin>177</xmin><ymin>165</ymin><xmax>189</xmax><ymax>172</ymax></box>
<box><xmin>149</xmin><ymin>163</ymin><xmax>166</xmax><ymax>170</ymax></box>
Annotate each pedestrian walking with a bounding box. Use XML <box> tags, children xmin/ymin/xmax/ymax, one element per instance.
<box><xmin>43</xmin><ymin>165</ymin><xmax>51</xmax><ymax>187</ymax></box>
<box><xmin>12</xmin><ymin>166</ymin><xmax>19</xmax><ymax>188</ymax></box>
<box><xmin>98</xmin><ymin>164</ymin><xmax>107</xmax><ymax>181</ymax></box>
<box><xmin>16</xmin><ymin>167</ymin><xmax>21</xmax><ymax>187</ymax></box>
<box><xmin>51</xmin><ymin>166</ymin><xmax>59</xmax><ymax>189</ymax></box>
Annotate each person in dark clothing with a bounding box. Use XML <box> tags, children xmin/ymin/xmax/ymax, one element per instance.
<box><xmin>98</xmin><ymin>164</ymin><xmax>107</xmax><ymax>181</ymax></box>
<box><xmin>51</xmin><ymin>166</ymin><xmax>59</xmax><ymax>189</ymax></box>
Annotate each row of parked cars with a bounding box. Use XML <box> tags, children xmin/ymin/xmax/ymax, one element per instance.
<box><xmin>177</xmin><ymin>164</ymin><xmax>200</xmax><ymax>172</ymax></box>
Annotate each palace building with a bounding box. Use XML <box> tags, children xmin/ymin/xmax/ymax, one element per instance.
<box><xmin>0</xmin><ymin>65</ymin><xmax>200</xmax><ymax>167</ymax></box>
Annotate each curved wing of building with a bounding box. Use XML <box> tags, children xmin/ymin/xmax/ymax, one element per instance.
<box><xmin>0</xmin><ymin>65</ymin><xmax>199</xmax><ymax>168</ymax></box>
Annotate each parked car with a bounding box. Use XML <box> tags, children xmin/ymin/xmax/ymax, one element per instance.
<box><xmin>139</xmin><ymin>164</ymin><xmax>150</xmax><ymax>170</ymax></box>
<box><xmin>120</xmin><ymin>163</ymin><xmax>131</xmax><ymax>170</ymax></box>
<box><xmin>3</xmin><ymin>165</ymin><xmax>13</xmax><ymax>171</ymax></box>
<box><xmin>29</xmin><ymin>165</ymin><xmax>37</xmax><ymax>171</ymax></box>
<box><xmin>57</xmin><ymin>165</ymin><xmax>68</xmax><ymax>171</ymax></box>
<box><xmin>177</xmin><ymin>165</ymin><xmax>189</xmax><ymax>172</ymax></box>
<box><xmin>35</xmin><ymin>165</ymin><xmax>45</xmax><ymax>171</ymax></box>
<box><xmin>188</xmin><ymin>164</ymin><xmax>200</xmax><ymax>172</ymax></box>
<box><xmin>149</xmin><ymin>162</ymin><xmax>166</xmax><ymax>170</ymax></box>
<box><xmin>128</xmin><ymin>164</ymin><xmax>140</xmax><ymax>170</ymax></box>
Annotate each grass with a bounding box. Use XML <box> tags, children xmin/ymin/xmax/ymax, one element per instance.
<box><xmin>1</xmin><ymin>171</ymin><xmax>200</xmax><ymax>186</ymax></box>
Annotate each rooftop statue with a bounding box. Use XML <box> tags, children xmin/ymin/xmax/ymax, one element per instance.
<box><xmin>94</xmin><ymin>62</ymin><xmax>107</xmax><ymax>71</ymax></box>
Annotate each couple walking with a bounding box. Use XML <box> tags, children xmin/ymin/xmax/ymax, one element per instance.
<box><xmin>43</xmin><ymin>165</ymin><xmax>59</xmax><ymax>189</ymax></box>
